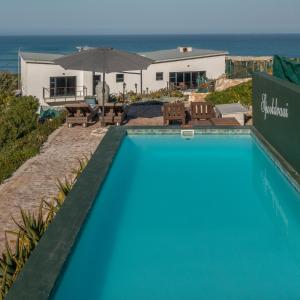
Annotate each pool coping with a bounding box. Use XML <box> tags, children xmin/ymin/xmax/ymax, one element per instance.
<box><xmin>5</xmin><ymin>125</ymin><xmax>300</xmax><ymax>300</ymax></box>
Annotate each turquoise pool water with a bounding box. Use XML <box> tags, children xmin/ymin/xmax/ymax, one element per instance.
<box><xmin>52</xmin><ymin>134</ymin><xmax>300</xmax><ymax>300</ymax></box>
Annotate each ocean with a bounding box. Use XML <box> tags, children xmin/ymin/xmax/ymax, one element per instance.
<box><xmin>1</xmin><ymin>34</ymin><xmax>300</xmax><ymax>72</ymax></box>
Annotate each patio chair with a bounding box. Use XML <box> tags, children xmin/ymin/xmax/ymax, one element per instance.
<box><xmin>163</xmin><ymin>102</ymin><xmax>186</xmax><ymax>125</ymax></box>
<box><xmin>65</xmin><ymin>103</ymin><xmax>99</xmax><ymax>128</ymax></box>
<box><xmin>191</xmin><ymin>102</ymin><xmax>215</xmax><ymax>122</ymax></box>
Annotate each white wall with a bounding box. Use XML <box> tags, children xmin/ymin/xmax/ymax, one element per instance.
<box><xmin>21</xmin><ymin>55</ymin><xmax>226</xmax><ymax>106</ymax></box>
<box><xmin>104</xmin><ymin>55</ymin><xmax>226</xmax><ymax>94</ymax></box>
<box><xmin>21</xmin><ymin>58</ymin><xmax>83</xmax><ymax>106</ymax></box>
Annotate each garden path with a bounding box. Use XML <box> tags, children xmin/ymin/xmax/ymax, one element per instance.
<box><xmin>0</xmin><ymin>123</ymin><xmax>106</xmax><ymax>254</ymax></box>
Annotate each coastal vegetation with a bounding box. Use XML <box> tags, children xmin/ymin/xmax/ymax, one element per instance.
<box><xmin>126</xmin><ymin>88</ymin><xmax>186</xmax><ymax>102</ymax></box>
<box><xmin>0</xmin><ymin>73</ymin><xmax>18</xmax><ymax>95</ymax></box>
<box><xmin>0</xmin><ymin>157</ymin><xmax>89</xmax><ymax>299</ymax></box>
<box><xmin>0</xmin><ymin>72</ymin><xmax>65</xmax><ymax>183</ymax></box>
<box><xmin>206</xmin><ymin>81</ymin><xmax>252</xmax><ymax>106</ymax></box>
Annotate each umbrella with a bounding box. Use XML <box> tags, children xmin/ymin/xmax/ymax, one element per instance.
<box><xmin>54</xmin><ymin>48</ymin><xmax>153</xmax><ymax>125</ymax></box>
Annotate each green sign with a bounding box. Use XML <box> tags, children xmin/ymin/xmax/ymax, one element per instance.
<box><xmin>253</xmin><ymin>73</ymin><xmax>300</xmax><ymax>174</ymax></box>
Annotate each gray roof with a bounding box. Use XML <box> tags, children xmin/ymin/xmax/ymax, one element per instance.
<box><xmin>20</xmin><ymin>47</ymin><xmax>228</xmax><ymax>64</ymax></box>
<box><xmin>20</xmin><ymin>52</ymin><xmax>64</xmax><ymax>63</ymax></box>
<box><xmin>140</xmin><ymin>48</ymin><xmax>228</xmax><ymax>62</ymax></box>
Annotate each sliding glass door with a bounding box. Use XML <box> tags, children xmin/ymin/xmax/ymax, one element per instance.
<box><xmin>169</xmin><ymin>71</ymin><xmax>206</xmax><ymax>89</ymax></box>
<box><xmin>50</xmin><ymin>76</ymin><xmax>77</xmax><ymax>97</ymax></box>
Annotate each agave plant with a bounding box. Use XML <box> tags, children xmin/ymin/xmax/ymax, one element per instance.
<box><xmin>71</xmin><ymin>156</ymin><xmax>89</xmax><ymax>180</ymax></box>
<box><xmin>12</xmin><ymin>202</ymin><xmax>49</xmax><ymax>250</ymax></box>
<box><xmin>47</xmin><ymin>156</ymin><xmax>89</xmax><ymax>212</ymax></box>
<box><xmin>0</xmin><ymin>232</ymin><xmax>30</xmax><ymax>299</ymax></box>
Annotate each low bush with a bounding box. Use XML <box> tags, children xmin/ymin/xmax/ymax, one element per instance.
<box><xmin>0</xmin><ymin>73</ymin><xmax>18</xmax><ymax>95</ymax></box>
<box><xmin>0</xmin><ymin>114</ymin><xmax>65</xmax><ymax>183</ymax></box>
<box><xmin>127</xmin><ymin>87</ymin><xmax>185</xmax><ymax>102</ymax></box>
<box><xmin>0</xmin><ymin>96</ymin><xmax>39</xmax><ymax>147</ymax></box>
<box><xmin>206</xmin><ymin>81</ymin><xmax>252</xmax><ymax>107</ymax></box>
<box><xmin>0</xmin><ymin>73</ymin><xmax>66</xmax><ymax>183</ymax></box>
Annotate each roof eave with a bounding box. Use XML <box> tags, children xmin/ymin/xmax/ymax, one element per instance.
<box><xmin>23</xmin><ymin>60</ymin><xmax>56</xmax><ymax>64</ymax></box>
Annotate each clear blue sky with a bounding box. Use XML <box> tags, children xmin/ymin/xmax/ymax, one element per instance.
<box><xmin>1</xmin><ymin>0</ymin><xmax>299</xmax><ymax>35</ymax></box>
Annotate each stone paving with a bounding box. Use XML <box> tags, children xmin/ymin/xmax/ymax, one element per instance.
<box><xmin>0</xmin><ymin>123</ymin><xmax>106</xmax><ymax>254</ymax></box>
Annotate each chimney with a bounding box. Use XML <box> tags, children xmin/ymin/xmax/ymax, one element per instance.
<box><xmin>178</xmin><ymin>46</ymin><xmax>193</xmax><ymax>53</ymax></box>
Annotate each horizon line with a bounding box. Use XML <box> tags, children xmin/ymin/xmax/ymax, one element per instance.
<box><xmin>1</xmin><ymin>32</ymin><xmax>300</xmax><ymax>37</ymax></box>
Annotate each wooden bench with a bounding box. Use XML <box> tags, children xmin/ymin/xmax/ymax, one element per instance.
<box><xmin>65</xmin><ymin>103</ymin><xmax>99</xmax><ymax>128</ymax></box>
<box><xmin>191</xmin><ymin>102</ymin><xmax>215</xmax><ymax>123</ymax></box>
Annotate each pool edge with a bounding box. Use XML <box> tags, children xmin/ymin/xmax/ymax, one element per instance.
<box><xmin>5</xmin><ymin>125</ymin><xmax>300</xmax><ymax>300</ymax></box>
<box><xmin>251</xmin><ymin>127</ymin><xmax>300</xmax><ymax>193</ymax></box>
<box><xmin>5</xmin><ymin>126</ymin><xmax>127</xmax><ymax>300</ymax></box>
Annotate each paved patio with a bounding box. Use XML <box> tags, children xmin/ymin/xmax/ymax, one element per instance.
<box><xmin>0</xmin><ymin>123</ymin><xmax>106</xmax><ymax>254</ymax></box>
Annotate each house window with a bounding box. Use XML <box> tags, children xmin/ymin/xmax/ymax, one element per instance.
<box><xmin>156</xmin><ymin>72</ymin><xmax>163</xmax><ymax>81</ymax></box>
<box><xmin>50</xmin><ymin>76</ymin><xmax>76</xmax><ymax>97</ymax></box>
<box><xmin>116</xmin><ymin>74</ymin><xmax>124</xmax><ymax>83</ymax></box>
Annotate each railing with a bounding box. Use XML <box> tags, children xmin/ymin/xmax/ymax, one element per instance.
<box><xmin>43</xmin><ymin>86</ymin><xmax>87</xmax><ymax>103</ymax></box>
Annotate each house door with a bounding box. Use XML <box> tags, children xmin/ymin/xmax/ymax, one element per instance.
<box><xmin>93</xmin><ymin>75</ymin><xmax>101</xmax><ymax>96</ymax></box>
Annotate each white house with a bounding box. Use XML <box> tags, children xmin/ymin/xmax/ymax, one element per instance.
<box><xmin>20</xmin><ymin>47</ymin><xmax>228</xmax><ymax>106</ymax></box>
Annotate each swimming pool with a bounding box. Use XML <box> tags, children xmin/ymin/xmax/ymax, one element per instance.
<box><xmin>51</xmin><ymin>131</ymin><xmax>300</xmax><ymax>300</ymax></box>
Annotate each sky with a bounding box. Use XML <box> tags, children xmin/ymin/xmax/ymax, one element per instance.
<box><xmin>0</xmin><ymin>0</ymin><xmax>299</xmax><ymax>35</ymax></box>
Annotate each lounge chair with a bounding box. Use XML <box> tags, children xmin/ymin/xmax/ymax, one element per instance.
<box><xmin>191</xmin><ymin>102</ymin><xmax>215</xmax><ymax>124</ymax></box>
<box><xmin>65</xmin><ymin>103</ymin><xmax>99</xmax><ymax>128</ymax></box>
<box><xmin>163</xmin><ymin>102</ymin><xmax>186</xmax><ymax>125</ymax></box>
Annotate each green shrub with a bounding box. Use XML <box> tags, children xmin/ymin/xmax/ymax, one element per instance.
<box><xmin>126</xmin><ymin>87</ymin><xmax>185</xmax><ymax>102</ymax></box>
<box><xmin>0</xmin><ymin>115</ymin><xmax>65</xmax><ymax>183</ymax></box>
<box><xmin>0</xmin><ymin>96</ymin><xmax>39</xmax><ymax>147</ymax></box>
<box><xmin>0</xmin><ymin>74</ymin><xmax>65</xmax><ymax>183</ymax></box>
<box><xmin>206</xmin><ymin>81</ymin><xmax>252</xmax><ymax>107</ymax></box>
<box><xmin>0</xmin><ymin>73</ymin><xmax>18</xmax><ymax>96</ymax></box>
